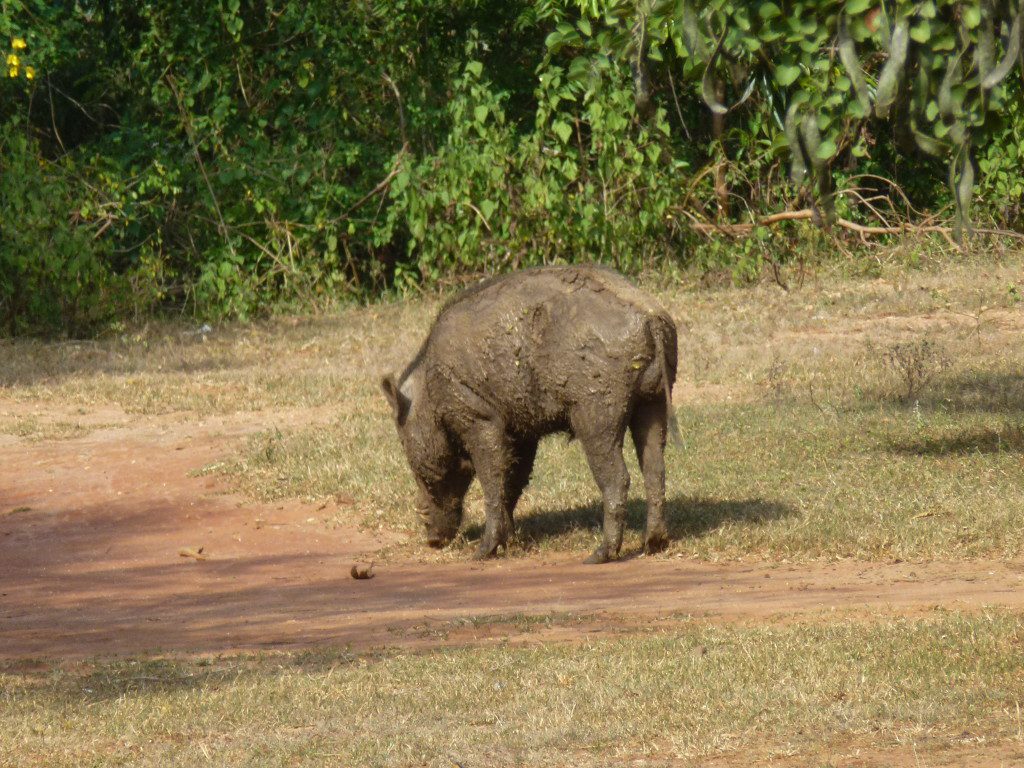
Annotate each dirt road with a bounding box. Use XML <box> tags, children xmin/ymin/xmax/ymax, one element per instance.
<box><xmin>2</xmin><ymin>404</ymin><xmax>1023</xmax><ymax>659</ymax></box>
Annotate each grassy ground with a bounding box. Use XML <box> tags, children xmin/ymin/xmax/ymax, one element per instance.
<box><xmin>2</xmin><ymin>247</ymin><xmax>1023</xmax><ymax>562</ymax></box>
<box><xmin>3</xmin><ymin>243</ymin><xmax>1024</xmax><ymax>766</ymax></box>
<box><xmin>3</xmin><ymin>611</ymin><xmax>1023</xmax><ymax>767</ymax></box>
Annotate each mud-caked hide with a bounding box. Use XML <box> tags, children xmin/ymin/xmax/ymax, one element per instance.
<box><xmin>382</xmin><ymin>265</ymin><xmax>678</xmax><ymax>563</ymax></box>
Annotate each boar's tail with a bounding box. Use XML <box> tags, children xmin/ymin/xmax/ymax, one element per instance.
<box><xmin>651</xmin><ymin>316</ymin><xmax>682</xmax><ymax>446</ymax></box>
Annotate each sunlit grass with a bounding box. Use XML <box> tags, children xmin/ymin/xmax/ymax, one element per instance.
<box><xmin>3</xmin><ymin>612</ymin><xmax>1023</xmax><ymax>766</ymax></box>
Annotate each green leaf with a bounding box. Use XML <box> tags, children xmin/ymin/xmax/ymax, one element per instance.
<box><xmin>775</xmin><ymin>63</ymin><xmax>802</xmax><ymax>86</ymax></box>
<box><xmin>544</xmin><ymin>30</ymin><xmax>564</xmax><ymax>49</ymax></box>
<box><xmin>931</xmin><ymin>31</ymin><xmax>956</xmax><ymax>51</ymax></box>
<box><xmin>909</xmin><ymin>19</ymin><xmax>931</xmax><ymax>44</ymax></box>
<box><xmin>962</xmin><ymin>6</ymin><xmax>981</xmax><ymax>29</ymax></box>
<box><xmin>473</xmin><ymin>105</ymin><xmax>488</xmax><ymax>124</ymax></box>
<box><xmin>578</xmin><ymin>18</ymin><xmax>592</xmax><ymax>36</ymax></box>
<box><xmin>552</xmin><ymin>120</ymin><xmax>573</xmax><ymax>144</ymax></box>
<box><xmin>816</xmin><ymin>138</ymin><xmax>838</xmax><ymax>160</ymax></box>
<box><xmin>845</xmin><ymin>0</ymin><xmax>872</xmax><ymax>13</ymax></box>
<box><xmin>758</xmin><ymin>2</ymin><xmax>782</xmax><ymax>19</ymax></box>
<box><xmin>555</xmin><ymin>21</ymin><xmax>576</xmax><ymax>40</ymax></box>
<box><xmin>465</xmin><ymin>60</ymin><xmax>483</xmax><ymax>77</ymax></box>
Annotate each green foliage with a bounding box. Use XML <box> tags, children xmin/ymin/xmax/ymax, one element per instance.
<box><xmin>1</xmin><ymin>0</ymin><xmax>547</xmax><ymax>332</ymax></box>
<box><xmin>551</xmin><ymin>0</ymin><xmax>1024</xmax><ymax>236</ymax></box>
<box><xmin>382</xmin><ymin>46</ymin><xmax>688</xmax><ymax>283</ymax></box>
<box><xmin>974</xmin><ymin>79</ymin><xmax>1024</xmax><ymax>229</ymax></box>
<box><xmin>0</xmin><ymin>123</ymin><xmax>126</xmax><ymax>335</ymax></box>
<box><xmin>1</xmin><ymin>0</ymin><xmax>1023</xmax><ymax>334</ymax></box>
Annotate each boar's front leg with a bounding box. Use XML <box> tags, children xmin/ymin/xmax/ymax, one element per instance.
<box><xmin>463</xmin><ymin>422</ymin><xmax>516</xmax><ymax>559</ymax></box>
<box><xmin>506</xmin><ymin>438</ymin><xmax>538</xmax><ymax>527</ymax></box>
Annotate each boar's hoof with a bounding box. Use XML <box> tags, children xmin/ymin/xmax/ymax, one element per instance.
<box><xmin>644</xmin><ymin>532</ymin><xmax>669</xmax><ymax>555</ymax></box>
<box><xmin>474</xmin><ymin>539</ymin><xmax>502</xmax><ymax>560</ymax></box>
<box><xmin>583</xmin><ymin>546</ymin><xmax>613</xmax><ymax>565</ymax></box>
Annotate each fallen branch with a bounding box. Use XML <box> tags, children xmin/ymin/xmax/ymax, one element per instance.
<box><xmin>682</xmin><ymin>208</ymin><xmax>1024</xmax><ymax>243</ymax></box>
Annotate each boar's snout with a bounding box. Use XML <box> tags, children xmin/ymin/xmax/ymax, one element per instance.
<box><xmin>422</xmin><ymin>505</ymin><xmax>460</xmax><ymax>545</ymax></box>
<box><xmin>423</xmin><ymin>519</ymin><xmax>458</xmax><ymax>549</ymax></box>
<box><xmin>426</xmin><ymin>533</ymin><xmax>450</xmax><ymax>549</ymax></box>
<box><xmin>412</xmin><ymin>460</ymin><xmax>473</xmax><ymax>551</ymax></box>
<box><xmin>417</xmin><ymin>495</ymin><xmax>461</xmax><ymax>550</ymax></box>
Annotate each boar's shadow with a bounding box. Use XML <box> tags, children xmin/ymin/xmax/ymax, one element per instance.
<box><xmin>463</xmin><ymin>495</ymin><xmax>794</xmax><ymax>548</ymax></box>
<box><xmin>887</xmin><ymin>423</ymin><xmax>1024</xmax><ymax>456</ymax></box>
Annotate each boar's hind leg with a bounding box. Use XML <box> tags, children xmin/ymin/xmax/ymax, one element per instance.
<box><xmin>464</xmin><ymin>423</ymin><xmax>516</xmax><ymax>559</ymax></box>
<box><xmin>631</xmin><ymin>398</ymin><xmax>669</xmax><ymax>554</ymax></box>
<box><xmin>577</xmin><ymin>420</ymin><xmax>631</xmax><ymax>564</ymax></box>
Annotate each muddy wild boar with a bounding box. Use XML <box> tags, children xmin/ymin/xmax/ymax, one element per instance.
<box><xmin>381</xmin><ymin>265</ymin><xmax>678</xmax><ymax>564</ymax></box>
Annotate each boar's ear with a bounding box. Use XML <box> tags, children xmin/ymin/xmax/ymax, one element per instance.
<box><xmin>381</xmin><ymin>374</ymin><xmax>410</xmax><ymax>422</ymax></box>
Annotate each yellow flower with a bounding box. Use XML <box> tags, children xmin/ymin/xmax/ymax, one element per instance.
<box><xmin>7</xmin><ymin>67</ymin><xmax>16</xmax><ymax>78</ymax></box>
<box><xmin>6</xmin><ymin>53</ymin><xmax>19</xmax><ymax>67</ymax></box>
<box><xmin>12</xmin><ymin>38</ymin><xmax>26</xmax><ymax>50</ymax></box>
<box><xmin>25</xmin><ymin>66</ymin><xmax>34</xmax><ymax>80</ymax></box>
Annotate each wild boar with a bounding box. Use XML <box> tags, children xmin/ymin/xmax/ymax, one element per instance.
<box><xmin>381</xmin><ymin>265</ymin><xmax>678</xmax><ymax>563</ymax></box>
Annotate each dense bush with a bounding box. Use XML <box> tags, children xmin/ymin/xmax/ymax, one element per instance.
<box><xmin>2</xmin><ymin>1</ymin><xmax>1022</xmax><ymax>334</ymax></box>
<box><xmin>379</xmin><ymin>48</ymin><xmax>689</xmax><ymax>286</ymax></box>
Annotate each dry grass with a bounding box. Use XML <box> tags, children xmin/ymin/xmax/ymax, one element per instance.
<box><xmin>210</xmin><ymin>255</ymin><xmax>1024</xmax><ymax>563</ymax></box>
<box><xmin>2</xmin><ymin>248</ymin><xmax>1024</xmax><ymax>563</ymax></box>
<box><xmin>217</xmin><ymin>399</ymin><xmax>1024</xmax><ymax>563</ymax></box>
<box><xmin>0</xmin><ymin>301</ymin><xmax>433</xmax><ymax>416</ymax></box>
<box><xmin>2</xmin><ymin>611</ymin><xmax>1023</xmax><ymax>767</ymax></box>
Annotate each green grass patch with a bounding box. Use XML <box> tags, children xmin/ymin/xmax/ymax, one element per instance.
<box><xmin>0</xmin><ymin>414</ymin><xmax>99</xmax><ymax>441</ymax></box>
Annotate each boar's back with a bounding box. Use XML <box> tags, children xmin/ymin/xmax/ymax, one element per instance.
<box><xmin>408</xmin><ymin>265</ymin><xmax>676</xmax><ymax>438</ymax></box>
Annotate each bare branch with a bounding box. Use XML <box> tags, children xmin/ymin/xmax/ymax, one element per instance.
<box><xmin>342</xmin><ymin>148</ymin><xmax>408</xmax><ymax>217</ymax></box>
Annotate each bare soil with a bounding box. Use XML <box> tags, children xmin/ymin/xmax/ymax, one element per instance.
<box><xmin>3</xmin><ymin>402</ymin><xmax>1023</xmax><ymax>660</ymax></box>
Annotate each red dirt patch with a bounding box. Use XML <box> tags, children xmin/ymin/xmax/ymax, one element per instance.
<box><xmin>2</xmin><ymin>405</ymin><xmax>1024</xmax><ymax>660</ymax></box>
